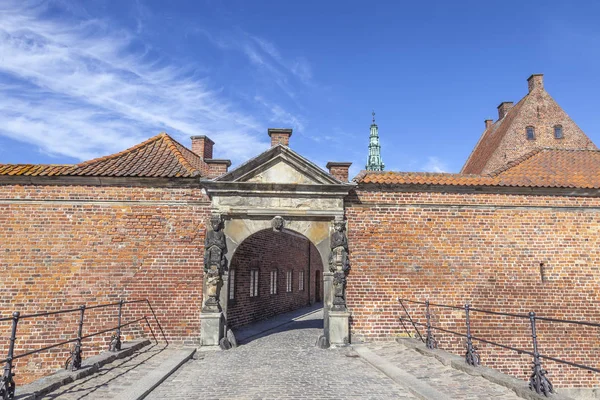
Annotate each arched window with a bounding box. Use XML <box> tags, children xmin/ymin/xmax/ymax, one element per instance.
<box><xmin>554</xmin><ymin>125</ymin><xmax>563</xmax><ymax>139</ymax></box>
<box><xmin>526</xmin><ymin>126</ymin><xmax>535</xmax><ymax>140</ymax></box>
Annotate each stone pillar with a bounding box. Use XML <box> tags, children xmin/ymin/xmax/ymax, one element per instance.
<box><xmin>327</xmin><ymin>218</ymin><xmax>351</xmax><ymax>346</ymax></box>
<box><xmin>323</xmin><ymin>271</ymin><xmax>333</xmax><ymax>342</ymax></box>
<box><xmin>200</xmin><ymin>214</ymin><xmax>227</xmax><ymax>349</ymax></box>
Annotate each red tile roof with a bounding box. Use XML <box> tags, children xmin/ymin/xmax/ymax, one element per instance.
<box><xmin>461</xmin><ymin>97</ymin><xmax>526</xmax><ymax>174</ymax></box>
<box><xmin>491</xmin><ymin>148</ymin><xmax>600</xmax><ymax>189</ymax></box>
<box><xmin>356</xmin><ymin>148</ymin><xmax>600</xmax><ymax>189</ymax></box>
<box><xmin>0</xmin><ymin>133</ymin><xmax>207</xmax><ymax>178</ymax></box>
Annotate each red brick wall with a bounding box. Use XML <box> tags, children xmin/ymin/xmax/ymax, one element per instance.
<box><xmin>346</xmin><ymin>187</ymin><xmax>600</xmax><ymax>387</ymax></box>
<box><xmin>227</xmin><ymin>229</ymin><xmax>323</xmax><ymax>328</ymax></box>
<box><xmin>0</xmin><ymin>183</ymin><xmax>210</xmax><ymax>383</ymax></box>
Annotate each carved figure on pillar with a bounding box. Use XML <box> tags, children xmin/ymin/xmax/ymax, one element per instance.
<box><xmin>329</xmin><ymin>218</ymin><xmax>350</xmax><ymax>311</ymax></box>
<box><xmin>203</xmin><ymin>214</ymin><xmax>227</xmax><ymax>312</ymax></box>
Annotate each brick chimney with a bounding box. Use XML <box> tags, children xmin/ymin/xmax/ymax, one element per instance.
<box><xmin>326</xmin><ymin>162</ymin><xmax>352</xmax><ymax>182</ymax></box>
<box><xmin>190</xmin><ymin>136</ymin><xmax>214</xmax><ymax>159</ymax></box>
<box><xmin>268</xmin><ymin>128</ymin><xmax>292</xmax><ymax>147</ymax></box>
<box><xmin>484</xmin><ymin>119</ymin><xmax>493</xmax><ymax>129</ymax></box>
<box><xmin>497</xmin><ymin>102</ymin><xmax>514</xmax><ymax>120</ymax></box>
<box><xmin>528</xmin><ymin>74</ymin><xmax>544</xmax><ymax>93</ymax></box>
<box><xmin>205</xmin><ymin>159</ymin><xmax>231</xmax><ymax>179</ymax></box>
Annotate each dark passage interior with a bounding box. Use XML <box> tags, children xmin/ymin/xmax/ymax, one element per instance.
<box><xmin>227</xmin><ymin>228</ymin><xmax>324</xmax><ymax>328</ymax></box>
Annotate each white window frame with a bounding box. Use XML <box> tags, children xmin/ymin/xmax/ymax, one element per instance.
<box><xmin>229</xmin><ymin>269</ymin><xmax>235</xmax><ymax>300</ymax></box>
<box><xmin>299</xmin><ymin>270</ymin><xmax>304</xmax><ymax>291</ymax></box>
<box><xmin>270</xmin><ymin>270</ymin><xmax>278</xmax><ymax>295</ymax></box>
<box><xmin>286</xmin><ymin>270</ymin><xmax>293</xmax><ymax>293</ymax></box>
<box><xmin>250</xmin><ymin>269</ymin><xmax>259</xmax><ymax>297</ymax></box>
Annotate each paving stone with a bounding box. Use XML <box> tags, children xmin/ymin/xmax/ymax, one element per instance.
<box><xmin>37</xmin><ymin>344</ymin><xmax>185</xmax><ymax>400</ymax></box>
<box><xmin>147</xmin><ymin>310</ymin><xmax>416</xmax><ymax>400</ymax></box>
<box><xmin>364</xmin><ymin>341</ymin><xmax>524</xmax><ymax>400</ymax></box>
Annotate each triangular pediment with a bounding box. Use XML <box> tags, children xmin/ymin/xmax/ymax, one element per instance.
<box><xmin>215</xmin><ymin>145</ymin><xmax>342</xmax><ymax>184</ymax></box>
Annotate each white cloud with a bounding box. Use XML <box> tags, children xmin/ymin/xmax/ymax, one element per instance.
<box><xmin>0</xmin><ymin>1</ymin><xmax>269</xmax><ymax>164</ymax></box>
<box><xmin>422</xmin><ymin>156</ymin><xmax>448</xmax><ymax>173</ymax></box>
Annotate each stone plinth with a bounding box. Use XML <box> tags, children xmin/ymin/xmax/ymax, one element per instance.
<box><xmin>329</xmin><ymin>310</ymin><xmax>350</xmax><ymax>346</ymax></box>
<box><xmin>200</xmin><ymin>312</ymin><xmax>224</xmax><ymax>347</ymax></box>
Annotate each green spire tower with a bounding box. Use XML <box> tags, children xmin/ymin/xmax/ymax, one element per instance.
<box><xmin>366</xmin><ymin>111</ymin><xmax>385</xmax><ymax>171</ymax></box>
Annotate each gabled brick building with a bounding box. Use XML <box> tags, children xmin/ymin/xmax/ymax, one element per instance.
<box><xmin>462</xmin><ymin>74</ymin><xmax>597</xmax><ymax>175</ymax></box>
<box><xmin>1</xmin><ymin>74</ymin><xmax>600</xmax><ymax>388</ymax></box>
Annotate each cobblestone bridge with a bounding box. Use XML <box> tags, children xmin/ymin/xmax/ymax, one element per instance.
<box><xmin>23</xmin><ymin>306</ymin><xmax>575</xmax><ymax>400</ymax></box>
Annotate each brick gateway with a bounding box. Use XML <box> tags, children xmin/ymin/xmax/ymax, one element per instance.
<box><xmin>1</xmin><ymin>74</ymin><xmax>600</xmax><ymax>387</ymax></box>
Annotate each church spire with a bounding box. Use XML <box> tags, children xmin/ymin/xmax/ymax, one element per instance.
<box><xmin>366</xmin><ymin>111</ymin><xmax>385</xmax><ymax>171</ymax></box>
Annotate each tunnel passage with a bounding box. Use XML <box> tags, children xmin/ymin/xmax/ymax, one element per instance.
<box><xmin>226</xmin><ymin>228</ymin><xmax>324</xmax><ymax>328</ymax></box>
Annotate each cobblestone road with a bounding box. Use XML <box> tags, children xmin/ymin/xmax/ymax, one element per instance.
<box><xmin>146</xmin><ymin>310</ymin><xmax>416</xmax><ymax>400</ymax></box>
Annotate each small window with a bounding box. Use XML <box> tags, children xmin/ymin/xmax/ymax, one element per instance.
<box><xmin>229</xmin><ymin>269</ymin><xmax>235</xmax><ymax>300</ymax></box>
<box><xmin>526</xmin><ymin>126</ymin><xmax>535</xmax><ymax>140</ymax></box>
<box><xmin>250</xmin><ymin>270</ymin><xmax>259</xmax><ymax>297</ymax></box>
<box><xmin>554</xmin><ymin>125</ymin><xmax>563</xmax><ymax>139</ymax></box>
<box><xmin>286</xmin><ymin>270</ymin><xmax>293</xmax><ymax>292</ymax></box>
<box><xmin>299</xmin><ymin>271</ymin><xmax>304</xmax><ymax>291</ymax></box>
<box><xmin>270</xmin><ymin>270</ymin><xmax>278</xmax><ymax>295</ymax></box>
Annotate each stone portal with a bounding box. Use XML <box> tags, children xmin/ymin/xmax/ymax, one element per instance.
<box><xmin>200</xmin><ymin>140</ymin><xmax>354</xmax><ymax>348</ymax></box>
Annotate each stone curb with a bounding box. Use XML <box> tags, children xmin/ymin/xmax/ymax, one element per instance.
<box><xmin>16</xmin><ymin>339</ymin><xmax>152</xmax><ymax>400</ymax></box>
<box><xmin>352</xmin><ymin>345</ymin><xmax>448</xmax><ymax>400</ymax></box>
<box><xmin>396</xmin><ymin>338</ymin><xmax>576</xmax><ymax>400</ymax></box>
<box><xmin>116</xmin><ymin>348</ymin><xmax>196</xmax><ymax>400</ymax></box>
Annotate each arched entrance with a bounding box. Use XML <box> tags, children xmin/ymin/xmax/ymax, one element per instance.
<box><xmin>200</xmin><ymin>142</ymin><xmax>355</xmax><ymax>348</ymax></box>
<box><xmin>226</xmin><ymin>228</ymin><xmax>324</xmax><ymax>329</ymax></box>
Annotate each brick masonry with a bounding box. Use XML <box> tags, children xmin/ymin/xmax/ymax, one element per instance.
<box><xmin>345</xmin><ymin>187</ymin><xmax>600</xmax><ymax>387</ymax></box>
<box><xmin>227</xmin><ymin>229</ymin><xmax>323</xmax><ymax>328</ymax></box>
<box><xmin>0</xmin><ymin>183</ymin><xmax>210</xmax><ymax>383</ymax></box>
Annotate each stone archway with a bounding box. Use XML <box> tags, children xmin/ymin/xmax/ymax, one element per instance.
<box><xmin>199</xmin><ymin>143</ymin><xmax>355</xmax><ymax>349</ymax></box>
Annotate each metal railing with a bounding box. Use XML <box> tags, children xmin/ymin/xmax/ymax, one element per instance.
<box><xmin>398</xmin><ymin>298</ymin><xmax>600</xmax><ymax>397</ymax></box>
<box><xmin>0</xmin><ymin>299</ymin><xmax>167</xmax><ymax>400</ymax></box>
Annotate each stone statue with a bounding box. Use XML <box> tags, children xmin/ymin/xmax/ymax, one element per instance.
<box><xmin>271</xmin><ymin>216</ymin><xmax>285</xmax><ymax>232</ymax></box>
<box><xmin>329</xmin><ymin>219</ymin><xmax>350</xmax><ymax>311</ymax></box>
<box><xmin>203</xmin><ymin>214</ymin><xmax>227</xmax><ymax>312</ymax></box>
<box><xmin>329</xmin><ymin>219</ymin><xmax>349</xmax><ymax>273</ymax></box>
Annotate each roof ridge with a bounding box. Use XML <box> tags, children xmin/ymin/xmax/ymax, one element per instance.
<box><xmin>160</xmin><ymin>134</ymin><xmax>201</xmax><ymax>177</ymax></box>
<box><xmin>76</xmin><ymin>133</ymin><xmax>166</xmax><ymax>168</ymax></box>
<box><xmin>488</xmin><ymin>147</ymin><xmax>545</xmax><ymax>177</ymax></box>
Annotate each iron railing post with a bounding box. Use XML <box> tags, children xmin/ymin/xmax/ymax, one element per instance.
<box><xmin>110</xmin><ymin>300</ymin><xmax>123</xmax><ymax>352</ymax></box>
<box><xmin>464</xmin><ymin>304</ymin><xmax>480</xmax><ymax>366</ymax></box>
<box><xmin>0</xmin><ymin>312</ymin><xmax>19</xmax><ymax>400</ymax></box>
<box><xmin>528</xmin><ymin>311</ymin><xmax>553</xmax><ymax>395</ymax></box>
<box><xmin>67</xmin><ymin>305</ymin><xmax>85</xmax><ymax>371</ymax></box>
<box><xmin>425</xmin><ymin>300</ymin><xmax>436</xmax><ymax>349</ymax></box>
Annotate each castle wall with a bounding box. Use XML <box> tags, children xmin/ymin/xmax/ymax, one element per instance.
<box><xmin>0</xmin><ymin>183</ymin><xmax>210</xmax><ymax>383</ymax></box>
<box><xmin>346</xmin><ymin>187</ymin><xmax>600</xmax><ymax>387</ymax></box>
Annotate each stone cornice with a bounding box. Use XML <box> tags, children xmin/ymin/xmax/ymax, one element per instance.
<box><xmin>202</xmin><ymin>181</ymin><xmax>356</xmax><ymax>198</ymax></box>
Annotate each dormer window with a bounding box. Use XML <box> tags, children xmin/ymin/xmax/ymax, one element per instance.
<box><xmin>526</xmin><ymin>126</ymin><xmax>535</xmax><ymax>140</ymax></box>
<box><xmin>554</xmin><ymin>125</ymin><xmax>563</xmax><ymax>139</ymax></box>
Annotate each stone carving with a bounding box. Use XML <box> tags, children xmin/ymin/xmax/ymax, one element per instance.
<box><xmin>271</xmin><ymin>216</ymin><xmax>285</xmax><ymax>232</ymax></box>
<box><xmin>204</xmin><ymin>214</ymin><xmax>227</xmax><ymax>312</ymax></box>
<box><xmin>329</xmin><ymin>219</ymin><xmax>350</xmax><ymax>311</ymax></box>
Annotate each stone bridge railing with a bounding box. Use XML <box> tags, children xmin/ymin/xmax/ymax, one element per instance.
<box><xmin>0</xmin><ymin>299</ymin><xmax>166</xmax><ymax>400</ymax></box>
<box><xmin>399</xmin><ymin>298</ymin><xmax>600</xmax><ymax>396</ymax></box>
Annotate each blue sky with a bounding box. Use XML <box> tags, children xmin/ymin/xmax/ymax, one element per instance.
<box><xmin>1</xmin><ymin>1</ymin><xmax>600</xmax><ymax>177</ymax></box>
